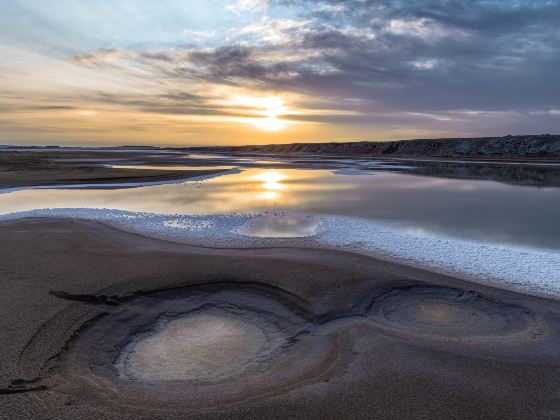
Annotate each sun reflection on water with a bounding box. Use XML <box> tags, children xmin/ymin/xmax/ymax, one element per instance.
<box><xmin>259</xmin><ymin>191</ymin><xmax>279</xmax><ymax>200</ymax></box>
<box><xmin>255</xmin><ymin>171</ymin><xmax>287</xmax><ymax>191</ymax></box>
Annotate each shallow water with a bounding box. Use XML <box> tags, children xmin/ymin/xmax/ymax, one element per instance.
<box><xmin>237</xmin><ymin>214</ymin><xmax>320</xmax><ymax>238</ymax></box>
<box><xmin>1</xmin><ymin>161</ymin><xmax>560</xmax><ymax>250</ymax></box>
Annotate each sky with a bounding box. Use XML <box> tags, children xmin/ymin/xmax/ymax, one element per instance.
<box><xmin>0</xmin><ymin>0</ymin><xmax>559</xmax><ymax>146</ymax></box>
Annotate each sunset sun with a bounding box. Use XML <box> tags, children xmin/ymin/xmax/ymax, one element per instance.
<box><xmin>254</xmin><ymin>116</ymin><xmax>288</xmax><ymax>131</ymax></box>
<box><xmin>236</xmin><ymin>95</ymin><xmax>292</xmax><ymax>131</ymax></box>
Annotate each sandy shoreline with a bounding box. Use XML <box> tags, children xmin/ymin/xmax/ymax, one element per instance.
<box><xmin>3</xmin><ymin>208</ymin><xmax>559</xmax><ymax>301</ymax></box>
<box><xmin>0</xmin><ymin>150</ymin><xmax>230</xmax><ymax>189</ymax></box>
<box><xmin>1</xmin><ymin>217</ymin><xmax>560</xmax><ymax>419</ymax></box>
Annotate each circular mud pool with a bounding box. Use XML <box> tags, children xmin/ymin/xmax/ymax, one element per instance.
<box><xmin>122</xmin><ymin>310</ymin><xmax>272</xmax><ymax>382</ymax></box>
<box><xmin>54</xmin><ymin>285</ymin><xmax>345</xmax><ymax>410</ymax></box>
<box><xmin>17</xmin><ymin>280</ymin><xmax>557</xmax><ymax>417</ymax></box>
<box><xmin>367</xmin><ymin>285</ymin><xmax>542</xmax><ymax>342</ymax></box>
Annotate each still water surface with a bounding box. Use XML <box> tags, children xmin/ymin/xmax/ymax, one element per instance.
<box><xmin>1</xmin><ymin>159</ymin><xmax>559</xmax><ymax>249</ymax></box>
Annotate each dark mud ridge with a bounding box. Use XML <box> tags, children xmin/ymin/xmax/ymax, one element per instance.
<box><xmin>10</xmin><ymin>280</ymin><xmax>559</xmax><ymax>417</ymax></box>
<box><xmin>189</xmin><ymin>134</ymin><xmax>560</xmax><ymax>159</ymax></box>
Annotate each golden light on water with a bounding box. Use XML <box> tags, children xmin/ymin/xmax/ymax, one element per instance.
<box><xmin>255</xmin><ymin>170</ymin><xmax>287</xmax><ymax>200</ymax></box>
<box><xmin>0</xmin><ymin>168</ymin><xmax>338</xmax><ymax>215</ymax></box>
<box><xmin>258</xmin><ymin>191</ymin><xmax>279</xmax><ymax>200</ymax></box>
<box><xmin>255</xmin><ymin>171</ymin><xmax>287</xmax><ymax>190</ymax></box>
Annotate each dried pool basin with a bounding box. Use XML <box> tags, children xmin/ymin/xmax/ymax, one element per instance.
<box><xmin>124</xmin><ymin>311</ymin><xmax>269</xmax><ymax>382</ymax></box>
<box><xmin>368</xmin><ymin>286</ymin><xmax>539</xmax><ymax>341</ymax></box>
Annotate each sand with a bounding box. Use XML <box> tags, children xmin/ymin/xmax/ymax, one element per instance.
<box><xmin>1</xmin><ymin>218</ymin><xmax>560</xmax><ymax>419</ymax></box>
<box><xmin>4</xmin><ymin>209</ymin><xmax>559</xmax><ymax>300</ymax></box>
<box><xmin>0</xmin><ymin>150</ymin><xmax>230</xmax><ymax>189</ymax></box>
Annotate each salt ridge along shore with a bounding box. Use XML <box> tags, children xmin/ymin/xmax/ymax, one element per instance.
<box><xmin>2</xmin><ymin>208</ymin><xmax>558</xmax><ymax>300</ymax></box>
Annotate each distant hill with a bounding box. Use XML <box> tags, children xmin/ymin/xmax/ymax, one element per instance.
<box><xmin>188</xmin><ymin>135</ymin><xmax>560</xmax><ymax>159</ymax></box>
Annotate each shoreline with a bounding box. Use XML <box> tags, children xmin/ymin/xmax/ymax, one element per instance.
<box><xmin>2</xmin><ymin>208</ymin><xmax>558</xmax><ymax>301</ymax></box>
<box><xmin>1</xmin><ymin>217</ymin><xmax>560</xmax><ymax>418</ymax></box>
<box><xmin>0</xmin><ymin>168</ymin><xmax>241</xmax><ymax>195</ymax></box>
<box><xmin>0</xmin><ymin>149</ymin><xmax>236</xmax><ymax>190</ymax></box>
<box><xmin>0</xmin><ymin>166</ymin><xmax>233</xmax><ymax>190</ymax></box>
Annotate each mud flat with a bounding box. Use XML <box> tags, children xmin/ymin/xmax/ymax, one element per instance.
<box><xmin>1</xmin><ymin>218</ymin><xmax>560</xmax><ymax>418</ymax></box>
<box><xmin>0</xmin><ymin>150</ymin><xmax>230</xmax><ymax>190</ymax></box>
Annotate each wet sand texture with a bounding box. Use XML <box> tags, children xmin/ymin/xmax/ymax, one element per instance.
<box><xmin>1</xmin><ymin>218</ymin><xmax>560</xmax><ymax>419</ymax></box>
<box><xmin>0</xmin><ymin>150</ymin><xmax>228</xmax><ymax>189</ymax></box>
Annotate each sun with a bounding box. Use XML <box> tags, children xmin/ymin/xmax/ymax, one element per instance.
<box><xmin>234</xmin><ymin>95</ymin><xmax>292</xmax><ymax>131</ymax></box>
<box><xmin>254</xmin><ymin>116</ymin><xmax>289</xmax><ymax>131</ymax></box>
<box><xmin>254</xmin><ymin>96</ymin><xmax>290</xmax><ymax>131</ymax></box>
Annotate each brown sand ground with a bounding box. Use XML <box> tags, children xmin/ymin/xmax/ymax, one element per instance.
<box><xmin>0</xmin><ymin>151</ymin><xmax>227</xmax><ymax>189</ymax></box>
<box><xmin>1</xmin><ymin>218</ymin><xmax>560</xmax><ymax>419</ymax></box>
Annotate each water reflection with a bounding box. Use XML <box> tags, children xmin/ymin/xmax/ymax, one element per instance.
<box><xmin>237</xmin><ymin>214</ymin><xmax>320</xmax><ymax>238</ymax></box>
<box><xmin>396</xmin><ymin>160</ymin><xmax>560</xmax><ymax>187</ymax></box>
<box><xmin>1</xmin><ymin>167</ymin><xmax>560</xmax><ymax>249</ymax></box>
<box><xmin>256</xmin><ymin>171</ymin><xmax>287</xmax><ymax>191</ymax></box>
<box><xmin>182</xmin><ymin>152</ymin><xmax>560</xmax><ymax>187</ymax></box>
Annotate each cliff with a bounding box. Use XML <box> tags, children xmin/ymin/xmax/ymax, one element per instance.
<box><xmin>189</xmin><ymin>135</ymin><xmax>560</xmax><ymax>159</ymax></box>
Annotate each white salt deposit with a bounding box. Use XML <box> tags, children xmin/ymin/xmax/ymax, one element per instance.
<box><xmin>162</xmin><ymin>219</ymin><xmax>215</xmax><ymax>230</ymax></box>
<box><xmin>2</xmin><ymin>208</ymin><xmax>560</xmax><ymax>300</ymax></box>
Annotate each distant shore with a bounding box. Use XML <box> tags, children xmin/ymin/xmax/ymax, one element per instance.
<box><xmin>0</xmin><ymin>150</ymin><xmax>229</xmax><ymax>189</ymax></box>
<box><xmin>4</xmin><ymin>134</ymin><xmax>560</xmax><ymax>161</ymax></box>
<box><xmin>187</xmin><ymin>134</ymin><xmax>560</xmax><ymax>160</ymax></box>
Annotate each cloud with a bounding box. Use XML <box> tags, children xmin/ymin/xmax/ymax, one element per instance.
<box><xmin>239</xmin><ymin>17</ymin><xmax>311</xmax><ymax>45</ymax></box>
<box><xmin>26</xmin><ymin>0</ymin><xmax>560</xmax><ymax>128</ymax></box>
<box><xmin>182</xmin><ymin>29</ymin><xmax>217</xmax><ymax>42</ymax></box>
<box><xmin>1</xmin><ymin>0</ymin><xmax>560</xmax><ymax>144</ymax></box>
<box><xmin>226</xmin><ymin>0</ymin><xmax>268</xmax><ymax>14</ymax></box>
<box><xmin>72</xmin><ymin>48</ymin><xmax>121</xmax><ymax>66</ymax></box>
